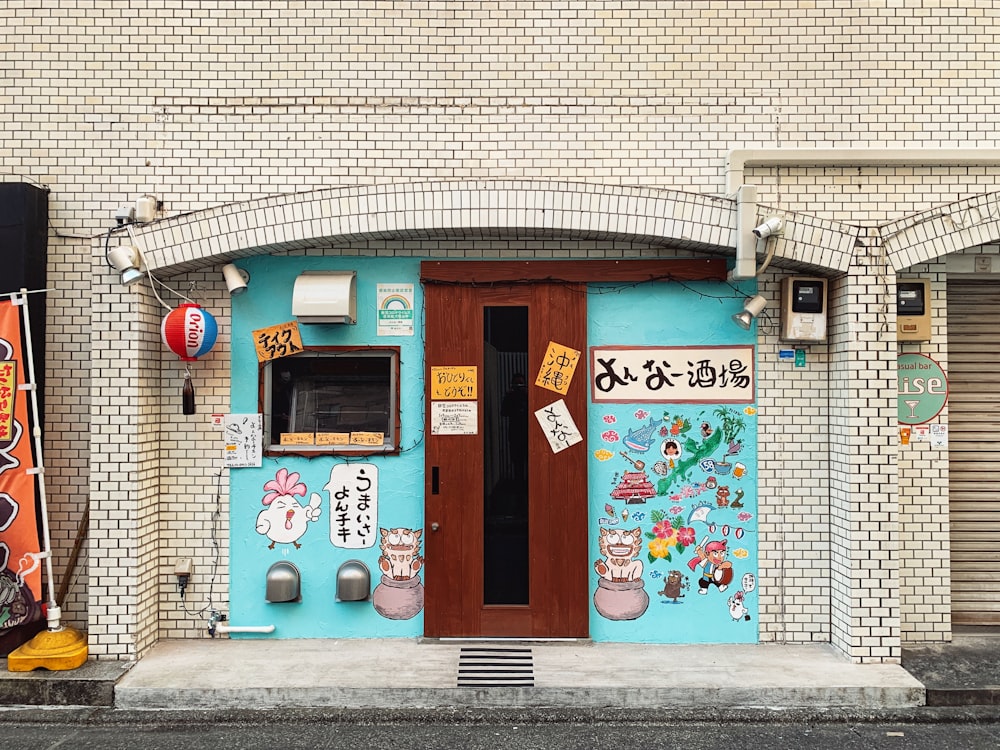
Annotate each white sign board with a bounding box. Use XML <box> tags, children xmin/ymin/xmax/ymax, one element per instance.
<box><xmin>326</xmin><ymin>462</ymin><xmax>378</xmax><ymax>549</ymax></box>
<box><xmin>590</xmin><ymin>345</ymin><xmax>755</xmax><ymax>403</ymax></box>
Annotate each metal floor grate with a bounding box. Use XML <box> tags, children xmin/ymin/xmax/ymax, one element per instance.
<box><xmin>457</xmin><ymin>646</ymin><xmax>534</xmax><ymax>687</ymax></box>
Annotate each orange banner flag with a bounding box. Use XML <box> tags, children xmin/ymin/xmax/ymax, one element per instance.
<box><xmin>0</xmin><ymin>298</ymin><xmax>43</xmax><ymax>632</ymax></box>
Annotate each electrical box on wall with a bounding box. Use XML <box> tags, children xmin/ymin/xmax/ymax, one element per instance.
<box><xmin>897</xmin><ymin>279</ymin><xmax>932</xmax><ymax>341</ymax></box>
<box><xmin>780</xmin><ymin>276</ymin><xmax>827</xmax><ymax>342</ymax></box>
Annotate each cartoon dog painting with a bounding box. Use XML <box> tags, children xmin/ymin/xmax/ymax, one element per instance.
<box><xmin>594</xmin><ymin>527</ymin><xmax>644</xmax><ymax>581</ymax></box>
<box><xmin>658</xmin><ymin>569</ymin><xmax>689</xmax><ymax>603</ymax></box>
<box><xmin>372</xmin><ymin>526</ymin><xmax>425</xmax><ymax>620</ymax></box>
<box><xmin>593</xmin><ymin>527</ymin><xmax>649</xmax><ymax>620</ymax></box>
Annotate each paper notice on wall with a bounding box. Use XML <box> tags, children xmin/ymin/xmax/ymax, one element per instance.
<box><xmin>224</xmin><ymin>413</ymin><xmax>263</xmax><ymax>468</ymax></box>
<box><xmin>377</xmin><ymin>283</ymin><xmax>415</xmax><ymax>336</ymax></box>
<box><xmin>430</xmin><ymin>401</ymin><xmax>478</xmax><ymax>435</ymax></box>
<box><xmin>534</xmin><ymin>398</ymin><xmax>583</xmax><ymax>454</ymax></box>
<box><xmin>930</xmin><ymin>423</ymin><xmax>948</xmax><ymax>448</ymax></box>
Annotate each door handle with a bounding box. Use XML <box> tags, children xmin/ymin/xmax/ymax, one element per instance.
<box><xmin>431</xmin><ymin>522</ymin><xmax>440</xmax><ymax>532</ymax></box>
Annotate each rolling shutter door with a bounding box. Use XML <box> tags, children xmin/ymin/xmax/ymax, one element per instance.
<box><xmin>947</xmin><ymin>279</ymin><xmax>1000</xmax><ymax>624</ymax></box>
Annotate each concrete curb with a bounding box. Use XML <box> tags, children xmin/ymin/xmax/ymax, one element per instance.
<box><xmin>2</xmin><ymin>704</ymin><xmax>1000</xmax><ymax>726</ymax></box>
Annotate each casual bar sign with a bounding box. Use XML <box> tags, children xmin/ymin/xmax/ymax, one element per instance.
<box><xmin>898</xmin><ymin>352</ymin><xmax>948</xmax><ymax>424</ymax></box>
<box><xmin>589</xmin><ymin>345</ymin><xmax>755</xmax><ymax>403</ymax></box>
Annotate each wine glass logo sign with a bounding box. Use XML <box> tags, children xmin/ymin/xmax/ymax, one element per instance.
<box><xmin>161</xmin><ymin>303</ymin><xmax>219</xmax><ymax>415</ymax></box>
<box><xmin>897</xmin><ymin>352</ymin><xmax>948</xmax><ymax>426</ymax></box>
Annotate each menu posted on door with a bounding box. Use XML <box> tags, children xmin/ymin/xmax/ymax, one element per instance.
<box><xmin>430</xmin><ymin>401</ymin><xmax>477</xmax><ymax>435</ymax></box>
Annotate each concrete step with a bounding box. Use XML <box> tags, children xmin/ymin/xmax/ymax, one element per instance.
<box><xmin>0</xmin><ymin>658</ymin><xmax>127</xmax><ymax>706</ymax></box>
<box><xmin>112</xmin><ymin>639</ymin><xmax>925</xmax><ymax>712</ymax></box>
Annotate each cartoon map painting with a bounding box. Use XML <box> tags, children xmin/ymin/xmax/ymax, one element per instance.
<box><xmin>590</xmin><ymin>405</ymin><xmax>758</xmax><ymax>643</ymax></box>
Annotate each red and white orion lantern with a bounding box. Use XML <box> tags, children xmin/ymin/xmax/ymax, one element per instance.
<box><xmin>161</xmin><ymin>304</ymin><xmax>219</xmax><ymax>361</ymax></box>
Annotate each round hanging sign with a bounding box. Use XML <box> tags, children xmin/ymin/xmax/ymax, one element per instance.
<box><xmin>161</xmin><ymin>304</ymin><xmax>218</xmax><ymax>361</ymax></box>
<box><xmin>897</xmin><ymin>352</ymin><xmax>948</xmax><ymax>425</ymax></box>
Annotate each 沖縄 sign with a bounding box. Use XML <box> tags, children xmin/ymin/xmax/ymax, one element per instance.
<box><xmin>898</xmin><ymin>352</ymin><xmax>948</xmax><ymax>425</ymax></box>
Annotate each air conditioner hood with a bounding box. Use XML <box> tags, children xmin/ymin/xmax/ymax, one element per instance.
<box><xmin>292</xmin><ymin>270</ymin><xmax>357</xmax><ymax>324</ymax></box>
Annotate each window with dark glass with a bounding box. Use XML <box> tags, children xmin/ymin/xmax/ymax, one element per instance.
<box><xmin>261</xmin><ymin>347</ymin><xmax>400</xmax><ymax>455</ymax></box>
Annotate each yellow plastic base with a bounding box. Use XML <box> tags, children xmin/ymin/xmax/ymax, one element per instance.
<box><xmin>6</xmin><ymin>627</ymin><xmax>88</xmax><ymax>672</ymax></box>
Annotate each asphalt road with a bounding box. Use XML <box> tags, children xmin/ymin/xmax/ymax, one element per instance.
<box><xmin>2</xmin><ymin>720</ymin><xmax>1000</xmax><ymax>750</ymax></box>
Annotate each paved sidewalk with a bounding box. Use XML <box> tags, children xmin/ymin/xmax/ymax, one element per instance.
<box><xmin>8</xmin><ymin>632</ymin><xmax>1000</xmax><ymax>717</ymax></box>
<box><xmin>900</xmin><ymin>629</ymin><xmax>1000</xmax><ymax>707</ymax></box>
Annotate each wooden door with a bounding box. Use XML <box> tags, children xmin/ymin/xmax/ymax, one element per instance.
<box><xmin>423</xmin><ymin>277</ymin><xmax>589</xmax><ymax>638</ymax></box>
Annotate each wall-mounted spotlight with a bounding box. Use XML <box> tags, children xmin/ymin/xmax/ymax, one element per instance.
<box><xmin>752</xmin><ymin>217</ymin><xmax>784</xmax><ymax>240</ymax></box>
<box><xmin>222</xmin><ymin>264</ymin><xmax>250</xmax><ymax>296</ymax></box>
<box><xmin>107</xmin><ymin>245</ymin><xmax>144</xmax><ymax>286</ymax></box>
<box><xmin>732</xmin><ymin>294</ymin><xmax>768</xmax><ymax>330</ymax></box>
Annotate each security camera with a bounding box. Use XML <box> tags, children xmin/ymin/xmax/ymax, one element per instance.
<box><xmin>752</xmin><ymin>217</ymin><xmax>784</xmax><ymax>239</ymax></box>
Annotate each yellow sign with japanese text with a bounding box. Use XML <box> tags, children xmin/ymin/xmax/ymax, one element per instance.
<box><xmin>430</xmin><ymin>366</ymin><xmax>477</xmax><ymax>400</ymax></box>
<box><xmin>280</xmin><ymin>432</ymin><xmax>314</xmax><ymax>445</ymax></box>
<box><xmin>316</xmin><ymin>432</ymin><xmax>351</xmax><ymax>446</ymax></box>
<box><xmin>350</xmin><ymin>431</ymin><xmax>385</xmax><ymax>446</ymax></box>
<box><xmin>253</xmin><ymin>321</ymin><xmax>304</xmax><ymax>362</ymax></box>
<box><xmin>535</xmin><ymin>341</ymin><xmax>581</xmax><ymax>395</ymax></box>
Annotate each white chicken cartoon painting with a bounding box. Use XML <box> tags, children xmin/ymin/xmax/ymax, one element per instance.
<box><xmin>256</xmin><ymin>468</ymin><xmax>322</xmax><ymax>549</ymax></box>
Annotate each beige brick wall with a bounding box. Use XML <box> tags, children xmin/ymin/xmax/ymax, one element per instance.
<box><xmin>897</xmin><ymin>261</ymin><xmax>951</xmax><ymax>644</ymax></box>
<box><xmin>6</xmin><ymin>1</ymin><xmax>1000</xmax><ymax>659</ymax></box>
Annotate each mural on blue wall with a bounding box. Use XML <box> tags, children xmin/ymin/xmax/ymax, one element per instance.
<box><xmin>372</xmin><ymin>527</ymin><xmax>425</xmax><ymax>620</ymax></box>
<box><xmin>229</xmin><ymin>256</ymin><xmax>426</xmax><ymax>639</ymax></box>
<box><xmin>591</xmin><ymin>404</ymin><xmax>758</xmax><ymax>640</ymax></box>
<box><xmin>255</xmin><ymin>468</ymin><xmax>323</xmax><ymax>550</ymax></box>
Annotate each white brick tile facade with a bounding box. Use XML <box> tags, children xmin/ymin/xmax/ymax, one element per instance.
<box><xmin>7</xmin><ymin>1</ymin><xmax>1000</xmax><ymax>662</ymax></box>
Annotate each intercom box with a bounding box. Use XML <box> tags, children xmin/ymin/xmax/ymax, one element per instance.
<box><xmin>897</xmin><ymin>279</ymin><xmax>931</xmax><ymax>341</ymax></box>
<box><xmin>780</xmin><ymin>276</ymin><xmax>827</xmax><ymax>342</ymax></box>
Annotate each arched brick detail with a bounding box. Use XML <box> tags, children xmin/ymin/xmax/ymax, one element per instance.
<box><xmin>129</xmin><ymin>181</ymin><xmax>860</xmax><ymax>276</ymax></box>
<box><xmin>131</xmin><ymin>182</ymin><xmax>736</xmax><ymax>272</ymax></box>
<box><xmin>884</xmin><ymin>191</ymin><xmax>1000</xmax><ymax>270</ymax></box>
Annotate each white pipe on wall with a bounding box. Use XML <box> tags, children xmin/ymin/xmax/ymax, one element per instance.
<box><xmin>731</xmin><ymin>184</ymin><xmax>759</xmax><ymax>280</ymax></box>
<box><xmin>214</xmin><ymin>624</ymin><xmax>276</xmax><ymax>635</ymax></box>
<box><xmin>726</xmin><ymin>147</ymin><xmax>1000</xmax><ymax>195</ymax></box>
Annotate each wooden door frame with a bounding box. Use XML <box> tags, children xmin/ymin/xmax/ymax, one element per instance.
<box><xmin>420</xmin><ymin>259</ymin><xmax>728</xmax><ymax>285</ymax></box>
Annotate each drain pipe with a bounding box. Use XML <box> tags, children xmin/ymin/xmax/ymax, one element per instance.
<box><xmin>726</xmin><ymin>147</ymin><xmax>1000</xmax><ymax>279</ymax></box>
<box><xmin>208</xmin><ymin>611</ymin><xmax>275</xmax><ymax>637</ymax></box>
<box><xmin>726</xmin><ymin>147</ymin><xmax>1000</xmax><ymax>196</ymax></box>
<box><xmin>731</xmin><ymin>184</ymin><xmax>760</xmax><ymax>281</ymax></box>
<box><xmin>214</xmin><ymin>624</ymin><xmax>275</xmax><ymax>635</ymax></box>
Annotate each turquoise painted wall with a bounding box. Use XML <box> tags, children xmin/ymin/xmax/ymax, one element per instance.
<box><xmin>587</xmin><ymin>281</ymin><xmax>759</xmax><ymax>643</ymax></box>
<box><xmin>229</xmin><ymin>258</ymin><xmax>757</xmax><ymax>642</ymax></box>
<box><xmin>229</xmin><ymin>256</ymin><xmax>425</xmax><ymax>638</ymax></box>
